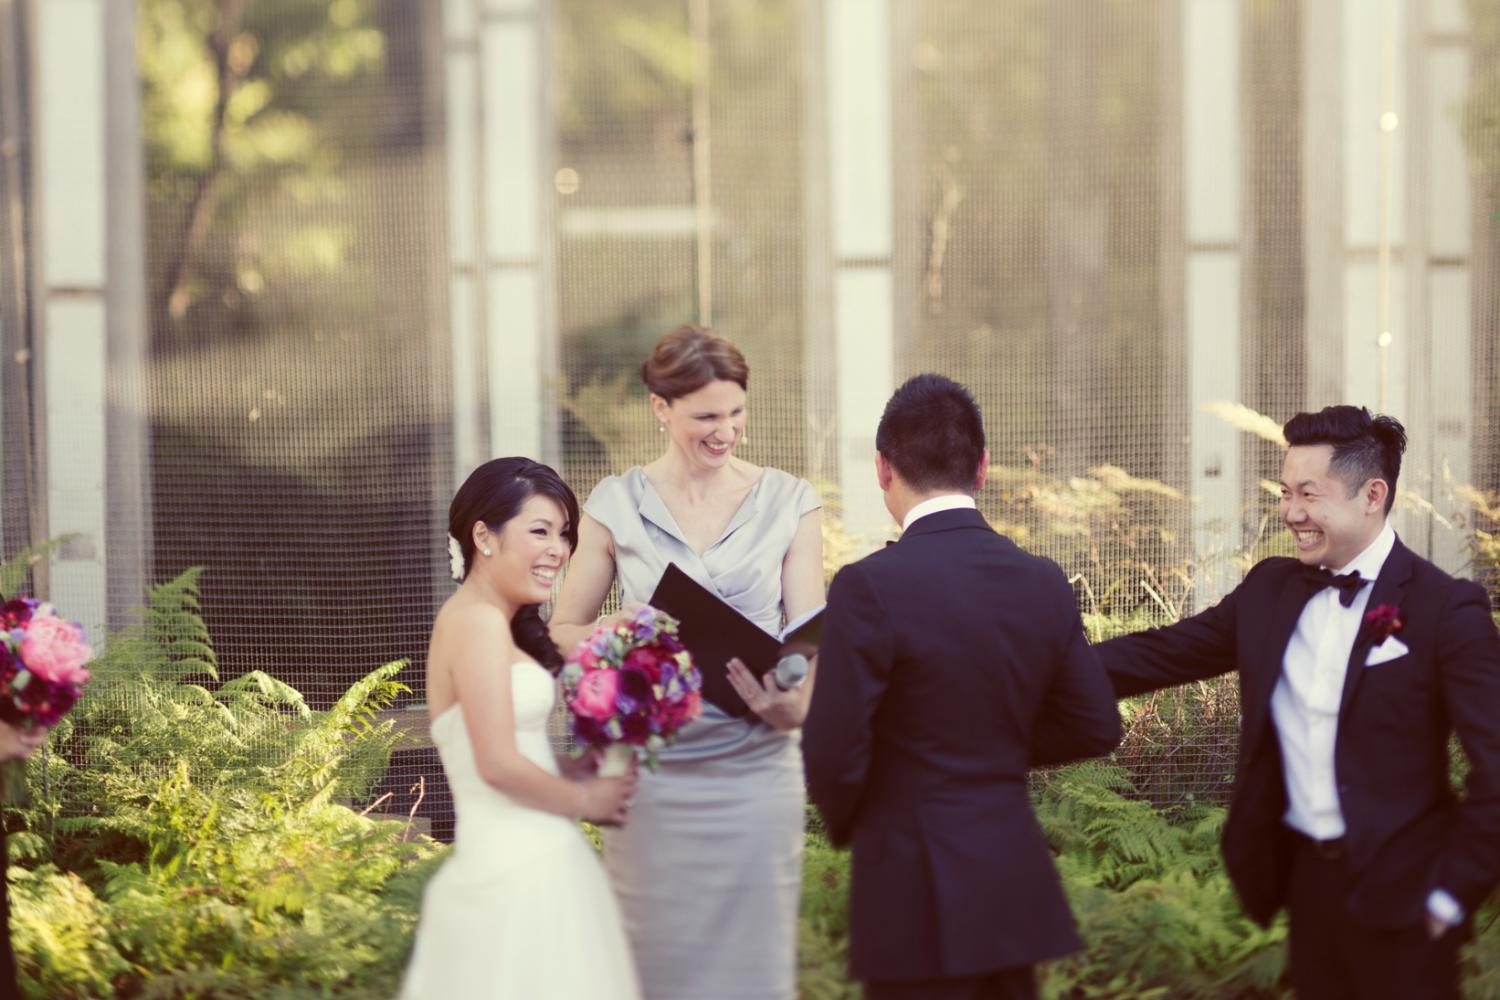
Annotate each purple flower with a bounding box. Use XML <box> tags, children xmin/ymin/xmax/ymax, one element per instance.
<box><xmin>619</xmin><ymin>666</ymin><xmax>653</xmax><ymax>704</ymax></box>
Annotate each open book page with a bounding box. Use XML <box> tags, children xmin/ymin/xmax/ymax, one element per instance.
<box><xmin>779</xmin><ymin>604</ymin><xmax>826</xmax><ymax>646</ymax></box>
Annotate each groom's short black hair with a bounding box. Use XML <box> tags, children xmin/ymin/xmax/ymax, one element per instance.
<box><xmin>1282</xmin><ymin>405</ymin><xmax>1406</xmax><ymax>514</ymax></box>
<box><xmin>876</xmin><ymin>374</ymin><xmax>986</xmax><ymax>492</ymax></box>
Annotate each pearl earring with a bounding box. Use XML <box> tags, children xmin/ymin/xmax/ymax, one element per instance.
<box><xmin>658</xmin><ymin>423</ymin><xmax>665</xmax><ymax>433</ymax></box>
<box><xmin>481</xmin><ymin>547</ymin><xmax>492</xmax><ymax>557</ymax></box>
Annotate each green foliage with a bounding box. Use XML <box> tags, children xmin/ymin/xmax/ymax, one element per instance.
<box><xmin>797</xmin><ymin>830</ymin><xmax>858</xmax><ymax>1000</ymax></box>
<box><xmin>1034</xmin><ymin>764</ymin><xmax>1287</xmax><ymax>998</ymax></box>
<box><xmin>1463</xmin><ymin>901</ymin><xmax>1500</xmax><ymax>999</ymax></box>
<box><xmin>792</xmin><ymin>763</ymin><xmax>1291</xmax><ymax>999</ymax></box>
<box><xmin>0</xmin><ymin>538</ymin><xmax>78</xmax><ymax>598</ymax></box>
<box><xmin>798</xmin><ymin>764</ymin><xmax>1500</xmax><ymax>997</ymax></box>
<box><xmin>9</xmin><ymin>866</ymin><xmax>128</xmax><ymax>998</ymax></box>
<box><xmin>8</xmin><ymin>569</ymin><xmax>439</xmax><ymax>999</ymax></box>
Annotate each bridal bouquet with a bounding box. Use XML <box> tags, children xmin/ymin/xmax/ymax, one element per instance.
<box><xmin>561</xmin><ymin>606</ymin><xmax>702</xmax><ymax>773</ymax></box>
<box><xmin>0</xmin><ymin>596</ymin><xmax>94</xmax><ymax>728</ymax></box>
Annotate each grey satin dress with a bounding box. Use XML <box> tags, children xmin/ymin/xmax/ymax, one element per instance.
<box><xmin>584</xmin><ymin>466</ymin><xmax>820</xmax><ymax>1000</ymax></box>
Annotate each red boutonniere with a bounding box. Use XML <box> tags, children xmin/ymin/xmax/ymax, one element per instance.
<box><xmin>1362</xmin><ymin>603</ymin><xmax>1404</xmax><ymax>644</ymax></box>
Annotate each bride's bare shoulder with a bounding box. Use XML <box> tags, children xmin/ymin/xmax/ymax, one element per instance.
<box><xmin>431</xmin><ymin>593</ymin><xmax>515</xmax><ymax>657</ymax></box>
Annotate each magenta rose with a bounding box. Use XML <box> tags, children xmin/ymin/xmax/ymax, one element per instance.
<box><xmin>0</xmin><ymin>598</ymin><xmax>35</xmax><ymax>630</ymax></box>
<box><xmin>622</xmin><ymin>646</ymin><xmax>664</xmax><ymax>683</ymax></box>
<box><xmin>19</xmin><ymin>612</ymin><xmax>93</xmax><ymax>685</ymax></box>
<box><xmin>569</xmin><ymin>668</ymin><xmax>619</xmax><ymax>721</ymax></box>
<box><xmin>660</xmin><ymin>689</ymin><xmax>702</xmax><ymax>730</ymax></box>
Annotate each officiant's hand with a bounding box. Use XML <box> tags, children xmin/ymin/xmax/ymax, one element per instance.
<box><xmin>726</xmin><ymin>658</ymin><xmax>807</xmax><ymax>731</ymax></box>
<box><xmin>598</xmin><ymin>603</ymin><xmax>650</xmax><ymax>633</ymax></box>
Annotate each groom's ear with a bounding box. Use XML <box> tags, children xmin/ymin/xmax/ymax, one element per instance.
<box><xmin>875</xmin><ymin>452</ymin><xmax>894</xmax><ymax>492</ymax></box>
<box><xmin>973</xmin><ymin>448</ymin><xmax>989</xmax><ymax>492</ymax></box>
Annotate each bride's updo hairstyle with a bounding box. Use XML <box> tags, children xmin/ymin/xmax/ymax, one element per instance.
<box><xmin>640</xmin><ymin>324</ymin><xmax>749</xmax><ymax>400</ymax></box>
<box><xmin>449</xmin><ymin>457</ymin><xmax>580</xmax><ymax>672</ymax></box>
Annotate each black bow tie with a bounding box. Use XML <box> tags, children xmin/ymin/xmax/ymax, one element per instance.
<box><xmin>1302</xmin><ymin>566</ymin><xmax>1368</xmax><ymax>607</ymax></box>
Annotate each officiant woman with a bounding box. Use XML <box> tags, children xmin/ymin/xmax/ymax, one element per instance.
<box><xmin>551</xmin><ymin>324</ymin><xmax>824</xmax><ymax>1000</ymax></box>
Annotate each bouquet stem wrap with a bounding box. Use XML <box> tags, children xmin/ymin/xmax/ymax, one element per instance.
<box><xmin>598</xmin><ymin>743</ymin><xmax>636</xmax><ymax>778</ymax></box>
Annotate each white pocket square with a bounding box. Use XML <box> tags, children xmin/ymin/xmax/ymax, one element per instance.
<box><xmin>1364</xmin><ymin>636</ymin><xmax>1409</xmax><ymax>667</ymax></box>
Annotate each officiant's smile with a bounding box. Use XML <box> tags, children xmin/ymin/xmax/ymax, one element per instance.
<box><xmin>651</xmin><ymin>377</ymin><xmax>747</xmax><ymax>471</ymax></box>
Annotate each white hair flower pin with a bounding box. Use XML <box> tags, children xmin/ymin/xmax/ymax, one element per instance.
<box><xmin>447</xmin><ymin>535</ymin><xmax>465</xmax><ymax>582</ymax></box>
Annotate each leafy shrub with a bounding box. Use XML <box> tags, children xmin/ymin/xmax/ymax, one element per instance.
<box><xmin>6</xmin><ymin>569</ymin><xmax>442</xmax><ymax>998</ymax></box>
<box><xmin>799</xmin><ymin>762</ymin><xmax>1499</xmax><ymax>998</ymax></box>
<box><xmin>1034</xmin><ymin>763</ymin><xmax>1287</xmax><ymax>998</ymax></box>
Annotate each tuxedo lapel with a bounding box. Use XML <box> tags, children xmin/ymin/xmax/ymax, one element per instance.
<box><xmin>1243</xmin><ymin>571</ymin><xmax>1318</xmax><ymax>761</ymax></box>
<box><xmin>1338</xmin><ymin>539</ymin><xmax>1415</xmax><ymax>718</ymax></box>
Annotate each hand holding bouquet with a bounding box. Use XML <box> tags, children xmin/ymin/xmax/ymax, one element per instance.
<box><xmin>561</xmin><ymin>606</ymin><xmax>702</xmax><ymax>773</ymax></box>
<box><xmin>0</xmin><ymin>596</ymin><xmax>94</xmax><ymax>729</ymax></box>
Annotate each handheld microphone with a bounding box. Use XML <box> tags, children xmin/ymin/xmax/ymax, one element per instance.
<box><xmin>772</xmin><ymin>653</ymin><xmax>809</xmax><ymax>691</ymax></box>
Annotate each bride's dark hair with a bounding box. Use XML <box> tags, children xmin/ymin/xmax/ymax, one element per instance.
<box><xmin>449</xmin><ymin>457</ymin><xmax>580</xmax><ymax>672</ymax></box>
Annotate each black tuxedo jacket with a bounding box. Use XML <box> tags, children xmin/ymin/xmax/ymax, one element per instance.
<box><xmin>1100</xmin><ymin>539</ymin><xmax>1500</xmax><ymax>928</ymax></box>
<box><xmin>803</xmin><ymin>508</ymin><xmax>1122</xmax><ymax>982</ymax></box>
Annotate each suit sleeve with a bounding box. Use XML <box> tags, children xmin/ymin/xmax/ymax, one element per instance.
<box><xmin>802</xmin><ymin>561</ymin><xmax>893</xmax><ymax>847</ymax></box>
<box><xmin>1098</xmin><ymin>576</ymin><xmax>1245</xmax><ymax>697</ymax></box>
<box><xmin>1434</xmin><ymin>579</ymin><xmax>1500</xmax><ymax>911</ymax></box>
<box><xmin>1030</xmin><ymin>581</ymin><xmax>1123</xmax><ymax>767</ymax></box>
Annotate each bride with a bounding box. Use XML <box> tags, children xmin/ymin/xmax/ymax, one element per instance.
<box><xmin>401</xmin><ymin>457</ymin><xmax>641</xmax><ymax>999</ymax></box>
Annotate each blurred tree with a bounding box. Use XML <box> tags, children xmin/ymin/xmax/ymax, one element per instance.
<box><xmin>139</xmin><ymin>0</ymin><xmax>385</xmax><ymax>332</ymax></box>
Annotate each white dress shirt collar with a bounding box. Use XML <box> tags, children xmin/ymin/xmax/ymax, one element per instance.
<box><xmin>1326</xmin><ymin>521</ymin><xmax>1397</xmax><ymax>582</ymax></box>
<box><xmin>901</xmin><ymin>494</ymin><xmax>978</xmax><ymax>533</ymax></box>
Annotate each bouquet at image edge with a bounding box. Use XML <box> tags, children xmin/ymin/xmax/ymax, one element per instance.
<box><xmin>561</xmin><ymin>606</ymin><xmax>703</xmax><ymax>774</ymax></box>
<box><xmin>0</xmin><ymin>596</ymin><xmax>93</xmax><ymax>728</ymax></box>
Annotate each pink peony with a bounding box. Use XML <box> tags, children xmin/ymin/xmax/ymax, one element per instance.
<box><xmin>18</xmin><ymin>613</ymin><xmax>93</xmax><ymax>685</ymax></box>
<box><xmin>569</xmin><ymin>668</ymin><xmax>619</xmax><ymax>721</ymax></box>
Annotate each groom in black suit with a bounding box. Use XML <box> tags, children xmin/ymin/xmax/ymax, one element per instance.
<box><xmin>804</xmin><ymin>374</ymin><xmax>1121</xmax><ymax>1000</ymax></box>
<box><xmin>1100</xmin><ymin>405</ymin><xmax>1500</xmax><ymax>999</ymax></box>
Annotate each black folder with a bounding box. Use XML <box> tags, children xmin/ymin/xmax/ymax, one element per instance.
<box><xmin>648</xmin><ymin>562</ymin><xmax>822</xmax><ymax>718</ymax></box>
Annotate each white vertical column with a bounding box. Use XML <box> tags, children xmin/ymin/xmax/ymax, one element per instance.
<box><xmin>827</xmin><ymin>0</ymin><xmax>895</xmax><ymax>543</ymax></box>
<box><xmin>1342</xmin><ymin>0</ymin><xmax>1408</xmax><ymax>422</ymax></box>
<box><xmin>480</xmin><ymin>0</ymin><xmax>552</xmax><ymax>463</ymax></box>
<box><xmin>104</xmin><ymin>0</ymin><xmax>152</xmax><ymax>631</ymax></box>
<box><xmin>1301</xmin><ymin>0</ymin><xmax>1344</xmax><ymax>408</ymax></box>
<box><xmin>37</xmin><ymin>0</ymin><xmax>107</xmax><ymax>640</ymax></box>
<box><xmin>1419</xmin><ymin>0</ymin><xmax>1472</xmax><ymax>571</ymax></box>
<box><xmin>443</xmin><ymin>0</ymin><xmax>484</xmax><ymax>483</ymax></box>
<box><xmin>1184</xmin><ymin>0</ymin><xmax>1242</xmax><ymax>601</ymax></box>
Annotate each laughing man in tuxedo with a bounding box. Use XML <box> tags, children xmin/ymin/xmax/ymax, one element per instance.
<box><xmin>1100</xmin><ymin>405</ymin><xmax>1500</xmax><ymax>999</ymax></box>
<box><xmin>803</xmin><ymin>374</ymin><xmax>1121</xmax><ymax>1000</ymax></box>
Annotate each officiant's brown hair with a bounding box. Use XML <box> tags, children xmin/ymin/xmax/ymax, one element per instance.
<box><xmin>641</xmin><ymin>325</ymin><xmax>749</xmax><ymax>400</ymax></box>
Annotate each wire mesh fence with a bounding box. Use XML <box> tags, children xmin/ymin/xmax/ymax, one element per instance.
<box><xmin>4</xmin><ymin>0</ymin><xmax>1499</xmax><ymax>834</ymax></box>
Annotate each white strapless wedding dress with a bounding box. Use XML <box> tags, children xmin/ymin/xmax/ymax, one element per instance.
<box><xmin>400</xmin><ymin>660</ymin><xmax>640</xmax><ymax>999</ymax></box>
